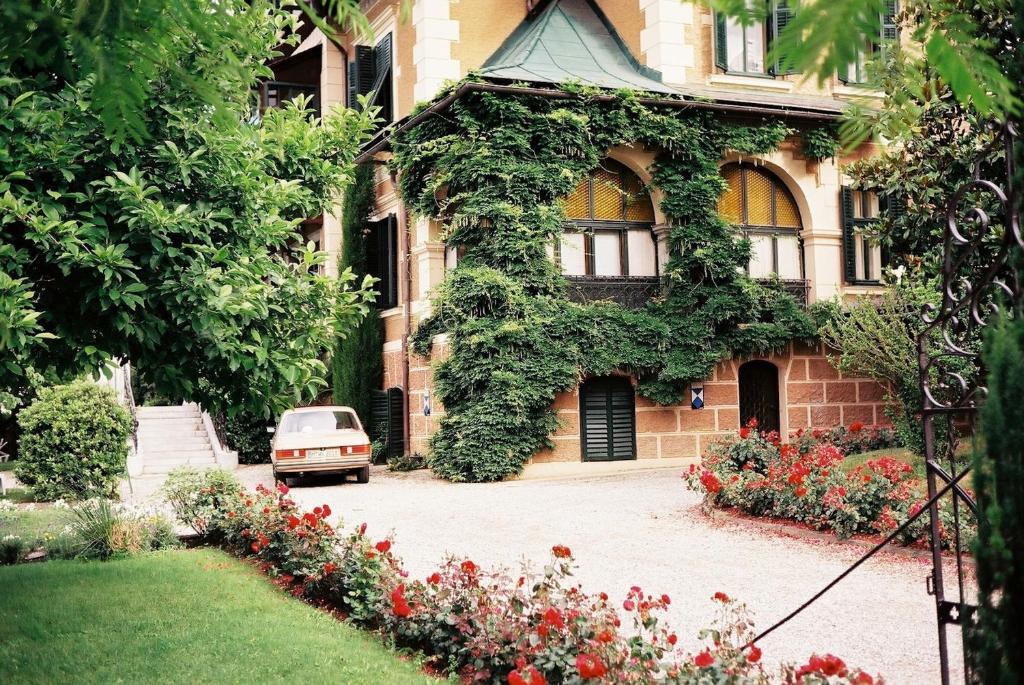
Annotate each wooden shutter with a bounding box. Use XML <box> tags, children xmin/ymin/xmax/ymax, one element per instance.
<box><xmin>347</xmin><ymin>44</ymin><xmax>375</xmax><ymax>110</ymax></box>
<box><xmin>714</xmin><ymin>12</ymin><xmax>729</xmax><ymax>70</ymax></box>
<box><xmin>840</xmin><ymin>186</ymin><xmax>858</xmax><ymax>283</ymax></box>
<box><xmin>369</xmin><ymin>387</ymin><xmax>406</xmax><ymax>460</ymax></box>
<box><xmin>879</xmin><ymin>191</ymin><xmax>906</xmax><ymax>270</ymax></box>
<box><xmin>366</xmin><ymin>215</ymin><xmax>399</xmax><ymax>308</ymax></box>
<box><xmin>770</xmin><ymin>0</ymin><xmax>797</xmax><ymax>75</ymax></box>
<box><xmin>581</xmin><ymin>377</ymin><xmax>636</xmax><ymax>462</ymax></box>
<box><xmin>370</xmin><ymin>33</ymin><xmax>393</xmax><ymax>124</ymax></box>
<box><xmin>882</xmin><ymin>0</ymin><xmax>899</xmax><ymax>42</ymax></box>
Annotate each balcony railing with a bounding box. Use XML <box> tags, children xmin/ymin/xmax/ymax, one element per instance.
<box><xmin>757</xmin><ymin>278</ymin><xmax>810</xmax><ymax>307</ymax></box>
<box><xmin>564</xmin><ymin>276</ymin><xmax>662</xmax><ymax>309</ymax></box>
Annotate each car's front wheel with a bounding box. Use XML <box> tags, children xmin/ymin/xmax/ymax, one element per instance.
<box><xmin>356</xmin><ymin>465</ymin><xmax>370</xmax><ymax>484</ymax></box>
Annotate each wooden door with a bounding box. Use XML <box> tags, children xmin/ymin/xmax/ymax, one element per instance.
<box><xmin>738</xmin><ymin>361</ymin><xmax>780</xmax><ymax>433</ymax></box>
<box><xmin>580</xmin><ymin>377</ymin><xmax>636</xmax><ymax>461</ymax></box>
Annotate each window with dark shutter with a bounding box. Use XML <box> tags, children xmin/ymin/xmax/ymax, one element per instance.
<box><xmin>840</xmin><ymin>1</ymin><xmax>898</xmax><ymax>84</ymax></box>
<box><xmin>366</xmin><ymin>214</ymin><xmax>399</xmax><ymax>308</ymax></box>
<box><xmin>714</xmin><ymin>1</ymin><xmax>794</xmax><ymax>76</ymax></box>
<box><xmin>348</xmin><ymin>35</ymin><xmax>393</xmax><ymax>125</ymax></box>
<box><xmin>369</xmin><ymin>387</ymin><xmax>405</xmax><ymax>460</ymax></box>
<box><xmin>769</xmin><ymin>0</ymin><xmax>796</xmax><ymax>75</ymax></box>
<box><xmin>580</xmin><ymin>377</ymin><xmax>636</xmax><ymax>462</ymax></box>
<box><xmin>347</xmin><ymin>45</ymin><xmax>375</xmax><ymax>109</ymax></box>
<box><xmin>841</xmin><ymin>187</ymin><xmax>890</xmax><ymax>284</ymax></box>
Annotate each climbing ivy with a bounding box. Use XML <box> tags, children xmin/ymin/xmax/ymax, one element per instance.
<box><xmin>800</xmin><ymin>125</ymin><xmax>840</xmax><ymax>161</ymax></box>
<box><xmin>392</xmin><ymin>85</ymin><xmax>819</xmax><ymax>482</ymax></box>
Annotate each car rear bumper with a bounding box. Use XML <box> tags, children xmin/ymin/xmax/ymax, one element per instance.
<box><xmin>273</xmin><ymin>457</ymin><xmax>371</xmax><ymax>474</ymax></box>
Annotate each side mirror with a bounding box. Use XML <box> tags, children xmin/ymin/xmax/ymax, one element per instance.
<box><xmin>266</xmin><ymin>426</ymin><xmax>276</xmax><ymax>434</ymax></box>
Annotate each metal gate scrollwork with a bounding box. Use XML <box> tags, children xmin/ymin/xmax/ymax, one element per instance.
<box><xmin>917</xmin><ymin>119</ymin><xmax>1020</xmax><ymax>684</ymax></box>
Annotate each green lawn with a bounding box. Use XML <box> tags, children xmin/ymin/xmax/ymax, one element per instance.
<box><xmin>0</xmin><ymin>549</ymin><xmax>434</xmax><ymax>684</ymax></box>
<box><xmin>842</xmin><ymin>447</ymin><xmax>922</xmax><ymax>477</ymax></box>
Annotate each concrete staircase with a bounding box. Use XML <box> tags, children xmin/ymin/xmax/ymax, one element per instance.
<box><xmin>136</xmin><ymin>405</ymin><xmax>218</xmax><ymax>475</ymax></box>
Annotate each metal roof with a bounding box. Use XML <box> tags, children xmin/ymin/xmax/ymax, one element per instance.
<box><xmin>480</xmin><ymin>0</ymin><xmax>676</xmax><ymax>95</ymax></box>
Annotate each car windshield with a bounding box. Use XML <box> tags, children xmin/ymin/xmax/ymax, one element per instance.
<box><xmin>279</xmin><ymin>410</ymin><xmax>358</xmax><ymax>434</ymax></box>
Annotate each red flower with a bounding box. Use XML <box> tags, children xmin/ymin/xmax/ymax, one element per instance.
<box><xmin>365</xmin><ymin>551</ymin><xmax>376</xmax><ymax>559</ymax></box>
<box><xmin>241</xmin><ymin>528</ymin><xmax>251</xmax><ymax>538</ymax></box>
<box><xmin>542</xmin><ymin>607</ymin><xmax>564</xmax><ymax>630</ymax></box>
<box><xmin>250</xmin><ymin>542</ymin><xmax>261</xmax><ymax>553</ymax></box>
<box><xmin>392</xmin><ymin>601</ymin><xmax>411</xmax><ymax>617</ymax></box>
<box><xmin>303</xmin><ymin>512</ymin><xmax>318</xmax><ymax>527</ymax></box>
<box><xmin>795</xmin><ymin>486</ymin><xmax>808</xmax><ymax>498</ymax></box>
<box><xmin>599</xmin><ymin>592</ymin><xmax>608</xmax><ymax>601</ymax></box>
<box><xmin>322</xmin><ymin>504</ymin><xmax>331</xmax><ymax>517</ymax></box>
<box><xmin>375</xmin><ymin>540</ymin><xmax>392</xmax><ymax>554</ymax></box>
<box><xmin>262</xmin><ymin>507</ymin><xmax>271</xmax><ymax>514</ymax></box>
<box><xmin>700</xmin><ymin>470</ymin><xmax>722</xmax><ymax>494</ymax></box>
<box><xmin>667</xmin><ymin>633</ymin><xmax>678</xmax><ymax>646</ymax></box>
<box><xmin>427</xmin><ymin>572</ymin><xmax>441</xmax><ymax>584</ymax></box>
<box><xmin>277</xmin><ymin>482</ymin><xmax>289</xmax><ymax>495</ymax></box>
<box><xmin>748</xmin><ymin>417</ymin><xmax>758</xmax><ymax>428</ymax></box>
<box><xmin>849</xmin><ymin>421</ymin><xmax>865</xmax><ymax>433</ymax></box>
<box><xmin>576</xmin><ymin>654</ymin><xmax>607</xmax><ymax>679</ymax></box>
<box><xmin>747</xmin><ymin>645</ymin><xmax>762</xmax><ymax>663</ymax></box>
<box><xmin>712</xmin><ymin>591</ymin><xmax>730</xmax><ymax>603</ymax></box>
<box><xmin>287</xmin><ymin>515</ymin><xmax>300</xmax><ymax>529</ymax></box>
<box><xmin>551</xmin><ymin>544</ymin><xmax>572</xmax><ymax>558</ymax></box>
<box><xmin>596</xmin><ymin>629</ymin><xmax>614</xmax><ymax>643</ymax></box>
<box><xmin>694</xmin><ymin>650</ymin><xmax>714</xmax><ymax>668</ymax></box>
<box><xmin>323</xmin><ymin>562</ymin><xmax>336</xmax><ymax>575</ymax></box>
<box><xmin>509</xmin><ymin>665</ymin><xmax>547</xmax><ymax>685</ymax></box>
<box><xmin>227</xmin><ymin>511</ymin><xmax>236</xmax><ymax>519</ymax></box>
<box><xmin>460</xmin><ymin>560</ymin><xmax>477</xmax><ymax>574</ymax></box>
<box><xmin>661</xmin><ymin>593</ymin><xmax>671</xmax><ymax>605</ymax></box>
<box><xmin>739</xmin><ymin>427</ymin><xmax>751</xmax><ymax>439</ymax></box>
<box><xmin>358</xmin><ymin>522</ymin><xmax>367</xmax><ymax>535</ymax></box>
<box><xmin>622</xmin><ymin>599</ymin><xmax>635</xmax><ymax>611</ymax></box>
<box><xmin>391</xmin><ymin>584</ymin><xmax>412</xmax><ymax>617</ymax></box>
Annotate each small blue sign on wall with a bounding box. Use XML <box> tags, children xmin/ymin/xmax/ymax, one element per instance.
<box><xmin>690</xmin><ymin>385</ymin><xmax>704</xmax><ymax>410</ymax></box>
<box><xmin>423</xmin><ymin>389</ymin><xmax>432</xmax><ymax>417</ymax></box>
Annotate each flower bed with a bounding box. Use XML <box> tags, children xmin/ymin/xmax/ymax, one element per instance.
<box><xmin>684</xmin><ymin>421</ymin><xmax>973</xmax><ymax>547</ymax></box>
<box><xmin>164</xmin><ymin>468</ymin><xmax>883</xmax><ymax>684</ymax></box>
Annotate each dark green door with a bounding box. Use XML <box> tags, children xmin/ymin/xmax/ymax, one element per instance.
<box><xmin>580</xmin><ymin>377</ymin><xmax>636</xmax><ymax>461</ymax></box>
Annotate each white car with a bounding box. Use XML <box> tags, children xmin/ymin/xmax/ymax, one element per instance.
<box><xmin>269</xmin><ymin>406</ymin><xmax>371</xmax><ymax>484</ymax></box>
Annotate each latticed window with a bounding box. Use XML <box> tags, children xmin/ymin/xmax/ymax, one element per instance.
<box><xmin>718</xmin><ymin>163</ymin><xmax>803</xmax><ymax>280</ymax></box>
<box><xmin>558</xmin><ymin>160</ymin><xmax>657</xmax><ymax>278</ymax></box>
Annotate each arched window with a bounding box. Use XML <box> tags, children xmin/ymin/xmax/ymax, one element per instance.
<box><xmin>557</xmin><ymin>160</ymin><xmax>658</xmax><ymax>279</ymax></box>
<box><xmin>718</xmin><ymin>163</ymin><xmax>804</xmax><ymax>281</ymax></box>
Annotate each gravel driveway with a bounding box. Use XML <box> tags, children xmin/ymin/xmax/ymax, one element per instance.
<box><xmin>237</xmin><ymin>465</ymin><xmax>966</xmax><ymax>684</ymax></box>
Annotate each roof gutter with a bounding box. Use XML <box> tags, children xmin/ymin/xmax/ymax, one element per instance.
<box><xmin>355</xmin><ymin>81</ymin><xmax>844</xmax><ymax>163</ymax></box>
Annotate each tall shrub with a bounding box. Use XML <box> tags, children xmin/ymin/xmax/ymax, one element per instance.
<box><xmin>15</xmin><ymin>381</ymin><xmax>132</xmax><ymax>500</ymax></box>
<box><xmin>969</xmin><ymin>315</ymin><xmax>1024</xmax><ymax>682</ymax></box>
<box><xmin>331</xmin><ymin>163</ymin><xmax>383</xmax><ymax>424</ymax></box>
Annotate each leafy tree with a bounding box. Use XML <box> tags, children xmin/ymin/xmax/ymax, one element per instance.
<box><xmin>0</xmin><ymin>0</ymin><xmax>371</xmax><ymax>142</ymax></box>
<box><xmin>971</xmin><ymin>314</ymin><xmax>1024</xmax><ymax>683</ymax></box>
<box><xmin>331</xmin><ymin>164</ymin><xmax>383</xmax><ymax>425</ymax></box>
<box><xmin>0</xmin><ymin>0</ymin><xmax>377</xmax><ymax>416</ymax></box>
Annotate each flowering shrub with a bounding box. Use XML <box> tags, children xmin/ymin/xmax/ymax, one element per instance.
<box><xmin>686</xmin><ymin>421</ymin><xmax>974</xmax><ymax>546</ymax></box>
<box><xmin>167</xmin><ymin>468</ymin><xmax>885</xmax><ymax>684</ymax></box>
<box><xmin>791</xmin><ymin>424</ymin><xmax>900</xmax><ymax>458</ymax></box>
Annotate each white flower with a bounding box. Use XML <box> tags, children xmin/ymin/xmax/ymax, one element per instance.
<box><xmin>2</xmin><ymin>534</ymin><xmax>21</xmax><ymax>543</ymax></box>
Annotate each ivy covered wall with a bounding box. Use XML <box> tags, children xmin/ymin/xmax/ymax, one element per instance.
<box><xmin>391</xmin><ymin>85</ymin><xmax>826</xmax><ymax>482</ymax></box>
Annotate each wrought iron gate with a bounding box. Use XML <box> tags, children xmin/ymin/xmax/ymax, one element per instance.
<box><xmin>743</xmin><ymin>120</ymin><xmax>1020</xmax><ymax>684</ymax></box>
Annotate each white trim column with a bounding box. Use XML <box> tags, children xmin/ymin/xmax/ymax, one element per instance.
<box><xmin>412</xmin><ymin>0</ymin><xmax>461</xmax><ymax>104</ymax></box>
<box><xmin>640</xmin><ymin>0</ymin><xmax>695</xmax><ymax>85</ymax></box>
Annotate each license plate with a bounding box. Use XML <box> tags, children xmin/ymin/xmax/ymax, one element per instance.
<box><xmin>307</xmin><ymin>448</ymin><xmax>341</xmax><ymax>459</ymax></box>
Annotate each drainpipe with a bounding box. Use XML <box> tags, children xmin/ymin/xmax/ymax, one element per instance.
<box><xmin>398</xmin><ymin>198</ymin><xmax>412</xmax><ymax>457</ymax></box>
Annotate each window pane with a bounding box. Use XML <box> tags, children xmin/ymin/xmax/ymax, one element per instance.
<box><xmin>592</xmin><ymin>168</ymin><xmax>623</xmax><ymax>220</ymax></box>
<box><xmin>725</xmin><ymin>17</ymin><xmax>746</xmax><ymax>72</ymax></box>
<box><xmin>744</xmin><ymin>21</ymin><xmax>766</xmax><ymax>73</ymax></box>
<box><xmin>560</xmin><ymin>232</ymin><xmax>587</xmax><ymax>275</ymax></box>
<box><xmin>719</xmin><ymin>166</ymin><xmax>743</xmax><ymax>223</ymax></box>
<box><xmin>445</xmin><ymin>245</ymin><xmax>458</xmax><ymax>271</ymax></box>
<box><xmin>562</xmin><ymin>177</ymin><xmax>590</xmax><ymax>219</ymax></box>
<box><xmin>623</xmin><ymin>172</ymin><xmax>655</xmax><ymax>222</ymax></box>
<box><xmin>864</xmin><ymin>190</ymin><xmax>880</xmax><ymax>219</ymax></box>
<box><xmin>748</xmin><ymin>234</ymin><xmax>773</xmax><ymax>278</ymax></box>
<box><xmin>851</xmin><ymin>190</ymin><xmax>864</xmax><ymax>219</ymax></box>
<box><xmin>627</xmin><ymin>229</ymin><xmax>657</xmax><ymax>277</ymax></box>
<box><xmin>776</xmin><ymin>234</ymin><xmax>802</xmax><ymax>279</ymax></box>
<box><xmin>593</xmin><ymin>231</ymin><xmax>622</xmax><ymax>276</ymax></box>
<box><xmin>774</xmin><ymin>185</ymin><xmax>801</xmax><ymax>228</ymax></box>
<box><xmin>746</xmin><ymin>170</ymin><xmax>773</xmax><ymax>226</ymax></box>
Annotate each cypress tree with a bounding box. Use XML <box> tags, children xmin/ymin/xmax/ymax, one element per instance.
<box><xmin>970</xmin><ymin>313</ymin><xmax>1024</xmax><ymax>683</ymax></box>
<box><xmin>331</xmin><ymin>164</ymin><xmax>383</xmax><ymax>426</ymax></box>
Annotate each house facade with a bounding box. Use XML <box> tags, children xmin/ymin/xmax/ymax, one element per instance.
<box><xmin>269</xmin><ymin>0</ymin><xmax>895</xmax><ymax>470</ymax></box>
